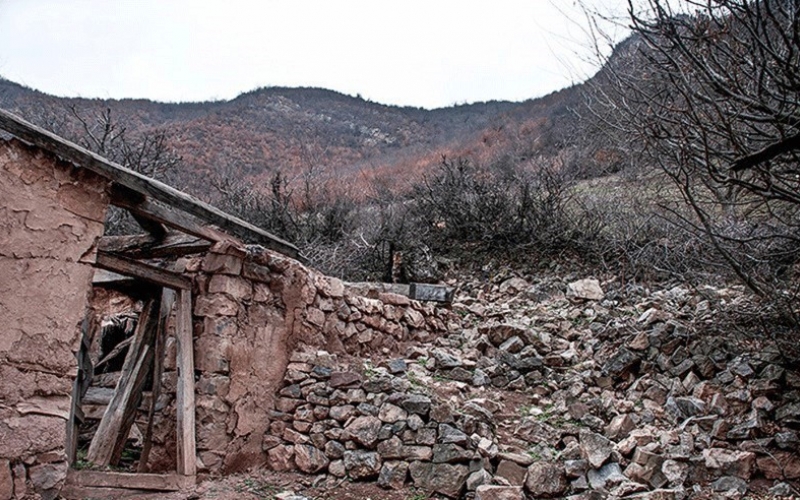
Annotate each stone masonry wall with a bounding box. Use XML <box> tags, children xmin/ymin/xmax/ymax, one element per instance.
<box><xmin>0</xmin><ymin>139</ymin><xmax>109</xmax><ymax>499</ymax></box>
<box><xmin>181</xmin><ymin>243</ymin><xmax>456</xmax><ymax>475</ymax></box>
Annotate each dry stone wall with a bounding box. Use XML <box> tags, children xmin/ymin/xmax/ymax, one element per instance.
<box><xmin>181</xmin><ymin>243</ymin><xmax>457</xmax><ymax>476</ymax></box>
<box><xmin>0</xmin><ymin>139</ymin><xmax>109</xmax><ymax>499</ymax></box>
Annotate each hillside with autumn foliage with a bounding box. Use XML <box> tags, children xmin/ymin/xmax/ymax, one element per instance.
<box><xmin>0</xmin><ymin>77</ymin><xmax>584</xmax><ymax>199</ymax></box>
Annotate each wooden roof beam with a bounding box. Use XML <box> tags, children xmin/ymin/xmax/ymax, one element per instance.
<box><xmin>0</xmin><ymin>108</ymin><xmax>299</xmax><ymax>259</ymax></box>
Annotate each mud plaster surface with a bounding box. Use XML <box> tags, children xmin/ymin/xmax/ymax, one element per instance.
<box><xmin>0</xmin><ymin>139</ymin><xmax>108</xmax><ymax>466</ymax></box>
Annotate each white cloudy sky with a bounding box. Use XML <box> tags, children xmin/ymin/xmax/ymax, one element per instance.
<box><xmin>0</xmin><ymin>0</ymin><xmax>631</xmax><ymax>109</ymax></box>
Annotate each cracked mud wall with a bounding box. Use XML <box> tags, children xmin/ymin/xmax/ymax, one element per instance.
<box><xmin>0</xmin><ymin>139</ymin><xmax>109</xmax><ymax>499</ymax></box>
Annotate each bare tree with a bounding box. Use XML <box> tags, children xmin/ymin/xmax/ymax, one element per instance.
<box><xmin>587</xmin><ymin>0</ymin><xmax>800</xmax><ymax>297</ymax></box>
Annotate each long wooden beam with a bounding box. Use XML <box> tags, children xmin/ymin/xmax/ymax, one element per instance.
<box><xmin>66</xmin><ymin>469</ymin><xmax>194</xmax><ymax>491</ymax></box>
<box><xmin>99</xmin><ymin>233</ymin><xmax>211</xmax><ymax>259</ymax></box>
<box><xmin>95</xmin><ymin>252</ymin><xmax>191</xmax><ymax>290</ymax></box>
<box><xmin>0</xmin><ymin>108</ymin><xmax>299</xmax><ymax>258</ymax></box>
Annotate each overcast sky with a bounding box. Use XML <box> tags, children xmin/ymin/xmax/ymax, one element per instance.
<box><xmin>0</xmin><ymin>1</ymin><xmax>631</xmax><ymax>109</ymax></box>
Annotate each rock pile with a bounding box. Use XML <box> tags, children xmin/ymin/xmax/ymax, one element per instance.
<box><xmin>270</xmin><ymin>272</ymin><xmax>799</xmax><ymax>498</ymax></box>
<box><xmin>264</xmin><ymin>349</ymin><xmax>499</xmax><ymax>498</ymax></box>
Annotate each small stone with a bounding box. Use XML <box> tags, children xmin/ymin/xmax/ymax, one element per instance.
<box><xmin>475</xmin><ymin>485</ymin><xmax>525</xmax><ymax>500</ymax></box>
<box><xmin>387</xmin><ymin>359</ymin><xmax>408</xmax><ymax>374</ymax></box>
<box><xmin>409</xmin><ymin>462</ymin><xmax>470</xmax><ymax>498</ymax></box>
<box><xmin>587</xmin><ymin>462</ymin><xmax>626</xmax><ymax>491</ymax></box>
<box><xmin>605</xmin><ymin>414</ymin><xmax>635</xmax><ymax>440</ymax></box>
<box><xmin>467</xmin><ymin>469</ymin><xmax>493</xmax><ymax>491</ymax></box>
<box><xmin>580</xmin><ymin>429</ymin><xmax>613</xmax><ymax>468</ymax></box>
<box><xmin>439</xmin><ymin>424</ymin><xmax>469</xmax><ymax>446</ymax></box>
<box><xmin>703</xmin><ymin>448</ymin><xmax>755</xmax><ymax>479</ymax></box>
<box><xmin>378</xmin><ymin>461</ymin><xmax>409</xmax><ymax>490</ymax></box>
<box><xmin>378</xmin><ymin>403</ymin><xmax>408</xmax><ymax>423</ymax></box>
<box><xmin>495</xmin><ymin>460</ymin><xmax>528</xmax><ymax>487</ymax></box>
<box><xmin>0</xmin><ymin>460</ymin><xmax>12</xmax><ymax>500</ymax></box>
<box><xmin>567</xmin><ymin>278</ymin><xmax>604</xmax><ymax>300</ymax></box>
<box><xmin>328</xmin><ymin>460</ymin><xmax>346</xmax><ymax>477</ymax></box>
<box><xmin>402</xmin><ymin>394</ymin><xmax>432</xmax><ymax>415</ymax></box>
<box><xmin>268</xmin><ymin>444</ymin><xmax>295</xmax><ymax>472</ymax></box>
<box><xmin>499</xmin><ymin>336</ymin><xmax>525</xmax><ymax>353</ymax></box>
<box><xmin>345</xmin><ymin>415</ymin><xmax>382</xmax><ymax>448</ymax></box>
<box><xmin>294</xmin><ymin>444</ymin><xmax>329</xmax><ymax>473</ymax></box>
<box><xmin>564</xmin><ymin>459</ymin><xmax>589</xmax><ymax>478</ymax></box>
<box><xmin>710</xmin><ymin>476</ymin><xmax>748</xmax><ymax>494</ymax></box>
<box><xmin>343</xmin><ymin>450</ymin><xmax>382</xmax><ymax>480</ymax></box>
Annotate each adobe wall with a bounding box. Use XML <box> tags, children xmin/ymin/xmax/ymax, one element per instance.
<box><xmin>0</xmin><ymin>139</ymin><xmax>109</xmax><ymax>499</ymax></box>
<box><xmin>170</xmin><ymin>242</ymin><xmax>456</xmax><ymax>475</ymax></box>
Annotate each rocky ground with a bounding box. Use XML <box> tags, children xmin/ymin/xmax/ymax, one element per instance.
<box><xmin>161</xmin><ymin>271</ymin><xmax>799</xmax><ymax>499</ymax></box>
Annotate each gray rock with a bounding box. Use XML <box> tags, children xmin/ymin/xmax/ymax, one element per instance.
<box><xmin>439</xmin><ymin>423</ymin><xmax>469</xmax><ymax>446</ymax></box>
<box><xmin>524</xmin><ymin>461</ymin><xmax>567</xmax><ymax>497</ymax></box>
<box><xmin>432</xmin><ymin>348</ymin><xmax>463</xmax><ymax>368</ymax></box>
<box><xmin>387</xmin><ymin>358</ymin><xmax>408</xmax><ymax>374</ymax></box>
<box><xmin>377</xmin><ymin>461</ymin><xmax>409</xmax><ymax>490</ymax></box>
<box><xmin>603</xmin><ymin>347</ymin><xmax>640</xmax><ymax>377</ymax></box>
<box><xmin>467</xmin><ymin>468</ymin><xmax>493</xmax><ymax>491</ymax></box>
<box><xmin>324</xmin><ymin>440</ymin><xmax>345</xmax><ymax>459</ymax></box>
<box><xmin>433</xmin><ymin>444</ymin><xmax>476</xmax><ymax>464</ymax></box>
<box><xmin>768</xmin><ymin>482</ymin><xmax>793</xmax><ymax>497</ymax></box>
<box><xmin>587</xmin><ymin>462</ymin><xmax>626</xmax><ymax>491</ymax></box>
<box><xmin>710</xmin><ymin>476</ymin><xmax>748</xmax><ymax>495</ymax></box>
<box><xmin>409</xmin><ymin>462</ymin><xmax>470</xmax><ymax>498</ymax></box>
<box><xmin>402</xmin><ymin>394</ymin><xmax>432</xmax><ymax>415</ymax></box>
<box><xmin>343</xmin><ymin>450</ymin><xmax>382</xmax><ymax>480</ymax></box>
<box><xmin>564</xmin><ymin>459</ymin><xmax>589</xmax><ymax>478</ymax></box>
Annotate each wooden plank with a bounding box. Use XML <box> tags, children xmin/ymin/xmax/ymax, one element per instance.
<box><xmin>99</xmin><ymin>233</ymin><xmax>211</xmax><ymax>259</ymax></box>
<box><xmin>67</xmin><ymin>318</ymin><xmax>92</xmax><ymax>464</ymax></box>
<box><xmin>0</xmin><ymin>109</ymin><xmax>299</xmax><ymax>258</ymax></box>
<box><xmin>66</xmin><ymin>469</ymin><xmax>194</xmax><ymax>491</ymax></box>
<box><xmin>95</xmin><ymin>252</ymin><xmax>191</xmax><ymax>290</ymax></box>
<box><xmin>138</xmin><ymin>288</ymin><xmax>175</xmax><ymax>472</ymax></box>
<box><xmin>175</xmin><ymin>289</ymin><xmax>196</xmax><ymax>476</ymax></box>
<box><xmin>409</xmin><ymin>283</ymin><xmax>455</xmax><ymax>303</ymax></box>
<box><xmin>86</xmin><ymin>298</ymin><xmax>159</xmax><ymax>466</ymax></box>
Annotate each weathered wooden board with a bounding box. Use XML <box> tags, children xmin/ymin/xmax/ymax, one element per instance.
<box><xmin>175</xmin><ymin>288</ymin><xmax>196</xmax><ymax>476</ymax></box>
<box><xmin>65</xmin><ymin>469</ymin><xmax>194</xmax><ymax>491</ymax></box>
<box><xmin>99</xmin><ymin>233</ymin><xmax>211</xmax><ymax>259</ymax></box>
<box><xmin>95</xmin><ymin>252</ymin><xmax>191</xmax><ymax>290</ymax></box>
<box><xmin>86</xmin><ymin>298</ymin><xmax>159</xmax><ymax>466</ymax></box>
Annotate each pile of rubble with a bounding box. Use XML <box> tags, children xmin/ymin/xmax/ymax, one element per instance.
<box><xmin>265</xmin><ymin>273</ymin><xmax>800</xmax><ymax>499</ymax></box>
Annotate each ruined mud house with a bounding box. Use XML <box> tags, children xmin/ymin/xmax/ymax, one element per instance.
<box><xmin>0</xmin><ymin>109</ymin><xmax>455</xmax><ymax>499</ymax></box>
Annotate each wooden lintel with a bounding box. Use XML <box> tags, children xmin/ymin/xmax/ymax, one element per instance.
<box><xmin>65</xmin><ymin>469</ymin><xmax>194</xmax><ymax>491</ymax></box>
<box><xmin>95</xmin><ymin>252</ymin><xmax>191</xmax><ymax>290</ymax></box>
<box><xmin>0</xmin><ymin>108</ymin><xmax>299</xmax><ymax>257</ymax></box>
<box><xmin>99</xmin><ymin>233</ymin><xmax>211</xmax><ymax>259</ymax></box>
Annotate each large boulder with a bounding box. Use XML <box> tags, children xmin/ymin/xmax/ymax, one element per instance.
<box><xmin>409</xmin><ymin>462</ymin><xmax>470</xmax><ymax>498</ymax></box>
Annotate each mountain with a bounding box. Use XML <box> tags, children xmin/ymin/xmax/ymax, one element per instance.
<box><xmin>0</xmin><ymin>72</ymin><xmax>586</xmax><ymax>200</ymax></box>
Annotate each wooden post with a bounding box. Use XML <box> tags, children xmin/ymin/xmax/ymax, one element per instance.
<box><xmin>175</xmin><ymin>289</ymin><xmax>196</xmax><ymax>476</ymax></box>
<box><xmin>138</xmin><ymin>288</ymin><xmax>175</xmax><ymax>472</ymax></box>
<box><xmin>86</xmin><ymin>298</ymin><xmax>160</xmax><ymax>466</ymax></box>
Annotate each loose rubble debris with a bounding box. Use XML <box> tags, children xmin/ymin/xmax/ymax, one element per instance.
<box><xmin>264</xmin><ymin>273</ymin><xmax>800</xmax><ymax>499</ymax></box>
